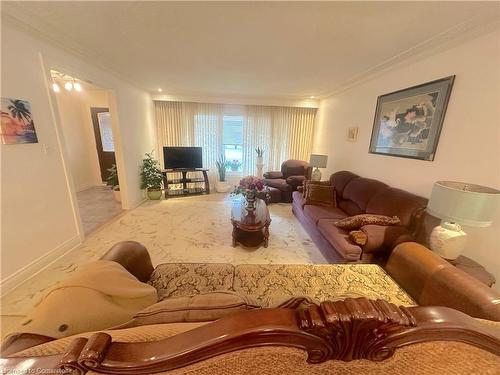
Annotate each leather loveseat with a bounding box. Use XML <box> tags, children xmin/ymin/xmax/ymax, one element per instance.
<box><xmin>292</xmin><ymin>171</ymin><xmax>428</xmax><ymax>263</ymax></box>
<box><xmin>264</xmin><ymin>160</ymin><xmax>312</xmax><ymax>203</ymax></box>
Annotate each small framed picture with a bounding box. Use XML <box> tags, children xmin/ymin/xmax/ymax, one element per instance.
<box><xmin>368</xmin><ymin>76</ymin><xmax>455</xmax><ymax>161</ymax></box>
<box><xmin>347</xmin><ymin>126</ymin><xmax>358</xmax><ymax>142</ymax></box>
<box><xmin>1</xmin><ymin>98</ymin><xmax>38</xmax><ymax>145</ymax></box>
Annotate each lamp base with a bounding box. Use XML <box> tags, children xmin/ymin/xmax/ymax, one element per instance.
<box><xmin>429</xmin><ymin>221</ymin><xmax>467</xmax><ymax>260</ymax></box>
<box><xmin>311</xmin><ymin>167</ymin><xmax>322</xmax><ymax>181</ymax></box>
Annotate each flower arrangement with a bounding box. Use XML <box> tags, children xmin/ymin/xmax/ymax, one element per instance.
<box><xmin>232</xmin><ymin>176</ymin><xmax>267</xmax><ymax>211</ymax></box>
<box><xmin>229</xmin><ymin>159</ymin><xmax>242</xmax><ymax>171</ymax></box>
<box><xmin>233</xmin><ymin>176</ymin><xmax>265</xmax><ymax>196</ymax></box>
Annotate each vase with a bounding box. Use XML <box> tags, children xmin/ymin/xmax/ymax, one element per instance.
<box><xmin>245</xmin><ymin>190</ymin><xmax>257</xmax><ymax>211</ymax></box>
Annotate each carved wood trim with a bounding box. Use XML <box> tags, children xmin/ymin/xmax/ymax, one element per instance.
<box><xmin>1</xmin><ymin>298</ymin><xmax>499</xmax><ymax>374</ymax></box>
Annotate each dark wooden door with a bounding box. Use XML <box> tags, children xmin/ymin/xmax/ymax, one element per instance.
<box><xmin>91</xmin><ymin>107</ymin><xmax>116</xmax><ymax>182</ymax></box>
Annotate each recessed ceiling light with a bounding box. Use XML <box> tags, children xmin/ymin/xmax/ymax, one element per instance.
<box><xmin>309</xmin><ymin>96</ymin><xmax>315</xmax><ymax>99</ymax></box>
<box><xmin>157</xmin><ymin>88</ymin><xmax>163</xmax><ymax>92</ymax></box>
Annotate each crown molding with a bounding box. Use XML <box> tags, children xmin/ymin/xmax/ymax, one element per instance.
<box><xmin>152</xmin><ymin>93</ymin><xmax>319</xmax><ymax>108</ymax></box>
<box><xmin>1</xmin><ymin>12</ymin><xmax>147</xmax><ymax>93</ymax></box>
<box><xmin>318</xmin><ymin>14</ymin><xmax>500</xmax><ymax>99</ymax></box>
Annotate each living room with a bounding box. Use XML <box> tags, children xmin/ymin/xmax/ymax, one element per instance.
<box><xmin>1</xmin><ymin>2</ymin><xmax>500</xmax><ymax>372</ymax></box>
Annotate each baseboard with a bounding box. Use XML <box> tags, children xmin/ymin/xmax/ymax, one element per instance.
<box><xmin>0</xmin><ymin>235</ymin><xmax>81</xmax><ymax>297</ymax></box>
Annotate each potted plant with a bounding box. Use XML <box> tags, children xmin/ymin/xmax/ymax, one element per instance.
<box><xmin>215</xmin><ymin>154</ymin><xmax>231</xmax><ymax>193</ymax></box>
<box><xmin>140</xmin><ymin>151</ymin><xmax>164</xmax><ymax>200</ymax></box>
<box><xmin>106</xmin><ymin>164</ymin><xmax>121</xmax><ymax>202</ymax></box>
<box><xmin>229</xmin><ymin>159</ymin><xmax>242</xmax><ymax>172</ymax></box>
<box><xmin>255</xmin><ymin>147</ymin><xmax>265</xmax><ymax>178</ymax></box>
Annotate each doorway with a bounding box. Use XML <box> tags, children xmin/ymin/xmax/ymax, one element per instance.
<box><xmin>51</xmin><ymin>69</ymin><xmax>123</xmax><ymax>236</ymax></box>
<box><xmin>91</xmin><ymin>107</ymin><xmax>116</xmax><ymax>182</ymax></box>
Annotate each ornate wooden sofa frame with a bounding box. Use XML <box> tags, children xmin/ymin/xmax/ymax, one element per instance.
<box><xmin>2</xmin><ymin>297</ymin><xmax>499</xmax><ymax>374</ymax></box>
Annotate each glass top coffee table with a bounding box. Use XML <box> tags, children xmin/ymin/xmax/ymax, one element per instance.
<box><xmin>231</xmin><ymin>197</ymin><xmax>271</xmax><ymax>248</ymax></box>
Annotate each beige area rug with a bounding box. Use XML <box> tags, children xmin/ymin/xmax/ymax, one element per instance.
<box><xmin>1</xmin><ymin>193</ymin><xmax>325</xmax><ymax>334</ymax></box>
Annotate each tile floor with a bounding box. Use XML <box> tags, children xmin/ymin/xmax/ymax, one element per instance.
<box><xmin>76</xmin><ymin>185</ymin><xmax>123</xmax><ymax>235</ymax></box>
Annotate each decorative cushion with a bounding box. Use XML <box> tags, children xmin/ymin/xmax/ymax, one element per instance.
<box><xmin>149</xmin><ymin>263</ymin><xmax>235</xmax><ymax>300</ymax></box>
<box><xmin>304</xmin><ymin>184</ymin><xmax>336</xmax><ymax>207</ymax></box>
<box><xmin>232</xmin><ymin>264</ymin><xmax>414</xmax><ymax>307</ymax></box>
<box><xmin>349</xmin><ymin>230</ymin><xmax>368</xmax><ymax>246</ymax></box>
<box><xmin>118</xmin><ymin>291</ymin><xmax>259</xmax><ymax>327</ymax></box>
<box><xmin>334</xmin><ymin>214</ymin><xmax>401</xmax><ymax>231</ymax></box>
<box><xmin>303</xmin><ymin>180</ymin><xmax>331</xmax><ymax>197</ymax></box>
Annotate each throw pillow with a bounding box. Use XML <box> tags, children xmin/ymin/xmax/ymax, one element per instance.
<box><xmin>304</xmin><ymin>184</ymin><xmax>337</xmax><ymax>207</ymax></box>
<box><xmin>334</xmin><ymin>214</ymin><xmax>400</xmax><ymax>231</ymax></box>
<box><xmin>303</xmin><ymin>180</ymin><xmax>331</xmax><ymax>197</ymax></box>
<box><xmin>349</xmin><ymin>230</ymin><xmax>368</xmax><ymax>246</ymax></box>
<box><xmin>116</xmin><ymin>291</ymin><xmax>260</xmax><ymax>328</ymax></box>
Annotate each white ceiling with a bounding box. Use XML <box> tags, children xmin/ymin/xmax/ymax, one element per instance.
<box><xmin>2</xmin><ymin>2</ymin><xmax>499</xmax><ymax>100</ymax></box>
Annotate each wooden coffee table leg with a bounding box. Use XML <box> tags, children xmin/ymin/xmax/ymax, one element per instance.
<box><xmin>263</xmin><ymin>224</ymin><xmax>269</xmax><ymax>248</ymax></box>
<box><xmin>232</xmin><ymin>226</ymin><xmax>237</xmax><ymax>247</ymax></box>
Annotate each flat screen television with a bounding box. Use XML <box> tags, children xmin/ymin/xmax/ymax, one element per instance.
<box><xmin>163</xmin><ymin>147</ymin><xmax>203</xmax><ymax>169</ymax></box>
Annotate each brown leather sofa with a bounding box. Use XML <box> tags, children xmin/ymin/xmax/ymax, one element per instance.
<box><xmin>264</xmin><ymin>160</ymin><xmax>312</xmax><ymax>203</ymax></box>
<box><xmin>385</xmin><ymin>242</ymin><xmax>500</xmax><ymax>321</ymax></box>
<box><xmin>292</xmin><ymin>171</ymin><xmax>428</xmax><ymax>263</ymax></box>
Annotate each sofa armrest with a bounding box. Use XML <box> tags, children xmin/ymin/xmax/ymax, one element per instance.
<box><xmin>263</xmin><ymin>171</ymin><xmax>283</xmax><ymax>179</ymax></box>
<box><xmin>286</xmin><ymin>175</ymin><xmax>306</xmax><ymax>187</ymax></box>
<box><xmin>385</xmin><ymin>242</ymin><xmax>500</xmax><ymax>321</ymax></box>
<box><xmin>360</xmin><ymin>225</ymin><xmax>414</xmax><ymax>253</ymax></box>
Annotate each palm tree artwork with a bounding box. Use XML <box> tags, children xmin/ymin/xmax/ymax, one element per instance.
<box><xmin>1</xmin><ymin>98</ymin><xmax>38</xmax><ymax>144</ymax></box>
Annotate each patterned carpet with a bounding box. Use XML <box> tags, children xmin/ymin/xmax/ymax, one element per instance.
<box><xmin>1</xmin><ymin>193</ymin><xmax>325</xmax><ymax>336</ymax></box>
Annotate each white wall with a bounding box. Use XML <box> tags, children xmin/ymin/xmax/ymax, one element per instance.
<box><xmin>313</xmin><ymin>28</ymin><xmax>500</xmax><ymax>288</ymax></box>
<box><xmin>55</xmin><ymin>89</ymin><xmax>108</xmax><ymax>192</ymax></box>
<box><xmin>1</xmin><ymin>22</ymin><xmax>155</xmax><ymax>283</ymax></box>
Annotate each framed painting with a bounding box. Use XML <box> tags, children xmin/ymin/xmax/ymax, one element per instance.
<box><xmin>368</xmin><ymin>76</ymin><xmax>454</xmax><ymax>161</ymax></box>
<box><xmin>347</xmin><ymin>126</ymin><xmax>358</xmax><ymax>142</ymax></box>
<box><xmin>1</xmin><ymin>98</ymin><xmax>38</xmax><ymax>145</ymax></box>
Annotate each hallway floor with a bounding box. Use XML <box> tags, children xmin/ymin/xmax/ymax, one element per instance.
<box><xmin>77</xmin><ymin>185</ymin><xmax>123</xmax><ymax>235</ymax></box>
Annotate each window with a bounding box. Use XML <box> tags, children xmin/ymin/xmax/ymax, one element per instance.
<box><xmin>223</xmin><ymin>115</ymin><xmax>243</xmax><ymax>172</ymax></box>
<box><xmin>97</xmin><ymin>112</ymin><xmax>115</xmax><ymax>152</ymax></box>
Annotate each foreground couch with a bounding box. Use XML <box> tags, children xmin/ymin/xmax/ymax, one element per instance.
<box><xmin>2</xmin><ymin>241</ymin><xmax>499</xmax><ymax>374</ymax></box>
<box><xmin>292</xmin><ymin>170</ymin><xmax>428</xmax><ymax>263</ymax></box>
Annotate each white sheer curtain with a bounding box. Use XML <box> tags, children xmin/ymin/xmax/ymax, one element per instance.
<box><xmin>242</xmin><ymin>106</ymin><xmax>273</xmax><ymax>176</ymax></box>
<box><xmin>243</xmin><ymin>105</ymin><xmax>317</xmax><ymax>175</ymax></box>
<box><xmin>155</xmin><ymin>100</ymin><xmax>317</xmax><ymax>178</ymax></box>
<box><xmin>155</xmin><ymin>101</ymin><xmax>222</xmax><ymax>172</ymax></box>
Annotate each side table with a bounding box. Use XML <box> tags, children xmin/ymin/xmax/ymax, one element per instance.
<box><xmin>447</xmin><ymin>255</ymin><xmax>496</xmax><ymax>287</ymax></box>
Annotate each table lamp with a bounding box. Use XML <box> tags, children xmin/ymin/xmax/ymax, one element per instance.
<box><xmin>309</xmin><ymin>154</ymin><xmax>328</xmax><ymax>181</ymax></box>
<box><xmin>426</xmin><ymin>181</ymin><xmax>500</xmax><ymax>260</ymax></box>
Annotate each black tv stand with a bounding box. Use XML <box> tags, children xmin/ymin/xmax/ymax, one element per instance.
<box><xmin>162</xmin><ymin>168</ymin><xmax>210</xmax><ymax>198</ymax></box>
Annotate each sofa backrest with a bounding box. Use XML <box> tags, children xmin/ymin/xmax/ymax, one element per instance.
<box><xmin>366</xmin><ymin>187</ymin><xmax>428</xmax><ymax>228</ymax></box>
<box><xmin>329</xmin><ymin>170</ymin><xmax>427</xmax><ymax>228</ymax></box>
<box><xmin>340</xmin><ymin>177</ymin><xmax>388</xmax><ymax>216</ymax></box>
<box><xmin>281</xmin><ymin>159</ymin><xmax>310</xmax><ymax>179</ymax></box>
